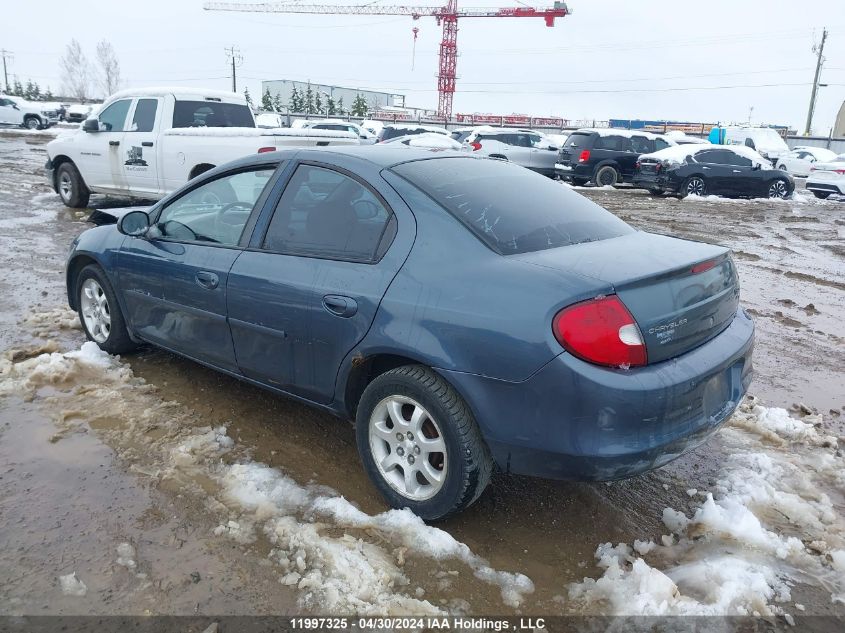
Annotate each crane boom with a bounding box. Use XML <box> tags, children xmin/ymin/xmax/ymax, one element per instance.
<box><xmin>202</xmin><ymin>1</ymin><xmax>571</xmax><ymax>117</ymax></box>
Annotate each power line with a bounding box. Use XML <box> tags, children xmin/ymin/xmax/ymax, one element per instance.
<box><xmin>224</xmin><ymin>45</ymin><xmax>242</xmax><ymax>93</ymax></box>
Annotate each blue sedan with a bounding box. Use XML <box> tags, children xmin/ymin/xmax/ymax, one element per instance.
<box><xmin>66</xmin><ymin>147</ymin><xmax>754</xmax><ymax>520</ymax></box>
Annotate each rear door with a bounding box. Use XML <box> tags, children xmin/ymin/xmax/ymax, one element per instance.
<box><xmin>227</xmin><ymin>160</ymin><xmax>414</xmax><ymax>403</ymax></box>
<box><xmin>557</xmin><ymin>132</ymin><xmax>592</xmax><ymax>170</ymax></box>
<box><xmin>116</xmin><ymin>165</ymin><xmax>278</xmax><ymax>371</ymax></box>
<box><xmin>122</xmin><ymin>97</ymin><xmax>162</xmax><ymax>196</ymax></box>
<box><xmin>691</xmin><ymin>149</ymin><xmax>733</xmax><ymax>194</ymax></box>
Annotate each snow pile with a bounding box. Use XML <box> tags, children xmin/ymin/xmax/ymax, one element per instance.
<box><xmin>219</xmin><ymin>461</ymin><xmax>534</xmax><ymax>612</ymax></box>
<box><xmin>23</xmin><ymin>307</ymin><xmax>83</xmax><ymax>338</ymax></box>
<box><xmin>568</xmin><ymin>399</ymin><xmax>844</xmax><ymax>615</ymax></box>
<box><xmin>58</xmin><ymin>572</ymin><xmax>87</xmax><ymax>596</ymax></box>
<box><xmin>116</xmin><ymin>543</ymin><xmax>136</xmax><ymax>569</ymax></box>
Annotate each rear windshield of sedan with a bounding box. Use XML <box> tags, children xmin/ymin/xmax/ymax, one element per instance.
<box><xmin>392</xmin><ymin>157</ymin><xmax>634</xmax><ymax>255</ymax></box>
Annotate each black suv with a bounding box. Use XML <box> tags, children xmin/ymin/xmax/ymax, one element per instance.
<box><xmin>556</xmin><ymin>129</ymin><xmax>673</xmax><ymax>186</ymax></box>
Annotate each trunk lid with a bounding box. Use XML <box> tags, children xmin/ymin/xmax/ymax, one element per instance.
<box><xmin>513</xmin><ymin>232</ymin><xmax>740</xmax><ymax>364</ymax></box>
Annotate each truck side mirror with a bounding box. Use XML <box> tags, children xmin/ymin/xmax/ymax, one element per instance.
<box><xmin>82</xmin><ymin>119</ymin><xmax>100</xmax><ymax>133</ymax></box>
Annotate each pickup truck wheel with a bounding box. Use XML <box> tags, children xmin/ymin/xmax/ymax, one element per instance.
<box><xmin>356</xmin><ymin>365</ymin><xmax>492</xmax><ymax>521</ymax></box>
<box><xmin>595</xmin><ymin>165</ymin><xmax>619</xmax><ymax>187</ymax></box>
<box><xmin>56</xmin><ymin>162</ymin><xmax>90</xmax><ymax>208</ymax></box>
<box><xmin>24</xmin><ymin>116</ymin><xmax>41</xmax><ymax>130</ymax></box>
<box><xmin>76</xmin><ymin>265</ymin><xmax>137</xmax><ymax>355</ymax></box>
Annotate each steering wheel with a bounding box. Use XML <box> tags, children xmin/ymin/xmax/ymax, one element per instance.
<box><xmin>213</xmin><ymin>201</ymin><xmax>252</xmax><ymax>242</ymax></box>
<box><xmin>352</xmin><ymin>199</ymin><xmax>380</xmax><ymax>220</ymax></box>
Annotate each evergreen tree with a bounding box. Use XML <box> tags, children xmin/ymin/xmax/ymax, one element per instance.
<box><xmin>24</xmin><ymin>80</ymin><xmax>35</xmax><ymax>100</ymax></box>
<box><xmin>314</xmin><ymin>91</ymin><xmax>322</xmax><ymax>115</ymax></box>
<box><xmin>261</xmin><ymin>88</ymin><xmax>274</xmax><ymax>111</ymax></box>
<box><xmin>289</xmin><ymin>86</ymin><xmax>301</xmax><ymax>112</ymax></box>
<box><xmin>351</xmin><ymin>94</ymin><xmax>368</xmax><ymax>117</ymax></box>
<box><xmin>31</xmin><ymin>82</ymin><xmax>41</xmax><ymax>100</ymax></box>
<box><xmin>326</xmin><ymin>96</ymin><xmax>336</xmax><ymax>116</ymax></box>
<box><xmin>304</xmin><ymin>83</ymin><xmax>315</xmax><ymax>115</ymax></box>
<box><xmin>12</xmin><ymin>79</ymin><xmax>23</xmax><ymax>97</ymax></box>
<box><xmin>243</xmin><ymin>87</ymin><xmax>253</xmax><ymax>106</ymax></box>
<box><xmin>44</xmin><ymin>87</ymin><xmax>54</xmax><ymax>101</ymax></box>
<box><xmin>273</xmin><ymin>91</ymin><xmax>283</xmax><ymax>112</ymax></box>
<box><xmin>336</xmin><ymin>96</ymin><xmax>344</xmax><ymax>115</ymax></box>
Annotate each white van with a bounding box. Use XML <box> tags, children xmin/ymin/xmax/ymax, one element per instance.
<box><xmin>721</xmin><ymin>127</ymin><xmax>789</xmax><ymax>164</ymax></box>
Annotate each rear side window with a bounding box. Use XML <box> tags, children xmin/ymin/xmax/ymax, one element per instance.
<box><xmin>630</xmin><ymin>136</ymin><xmax>653</xmax><ymax>153</ymax></box>
<box><xmin>263</xmin><ymin>165</ymin><xmax>393</xmax><ymax>262</ymax></box>
<box><xmin>393</xmin><ymin>157</ymin><xmax>633</xmax><ymax>255</ymax></box>
<box><xmin>563</xmin><ymin>133</ymin><xmax>592</xmax><ymax>149</ymax></box>
<box><xmin>172</xmin><ymin>101</ymin><xmax>255</xmax><ymax>128</ymax></box>
<box><xmin>130</xmin><ymin>99</ymin><xmax>158</xmax><ymax>133</ymax></box>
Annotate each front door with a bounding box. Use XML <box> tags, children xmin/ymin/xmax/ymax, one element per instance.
<box><xmin>228</xmin><ymin>162</ymin><xmax>409</xmax><ymax>403</ymax></box>
<box><xmin>76</xmin><ymin>98</ymin><xmax>133</xmax><ymax>192</ymax></box>
<box><xmin>0</xmin><ymin>98</ymin><xmax>22</xmax><ymax>125</ymax></box>
<box><xmin>116</xmin><ymin>166</ymin><xmax>277</xmax><ymax>371</ymax></box>
<box><xmin>122</xmin><ymin>97</ymin><xmax>162</xmax><ymax>197</ymax></box>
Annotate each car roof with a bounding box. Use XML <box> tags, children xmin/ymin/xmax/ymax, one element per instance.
<box><xmin>218</xmin><ymin>145</ymin><xmax>472</xmax><ymax>172</ymax></box>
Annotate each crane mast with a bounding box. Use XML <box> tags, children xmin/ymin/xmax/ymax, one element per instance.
<box><xmin>203</xmin><ymin>1</ymin><xmax>570</xmax><ymax>118</ymax></box>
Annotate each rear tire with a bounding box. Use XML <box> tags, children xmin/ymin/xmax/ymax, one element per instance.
<box><xmin>812</xmin><ymin>191</ymin><xmax>831</xmax><ymax>200</ymax></box>
<box><xmin>648</xmin><ymin>188</ymin><xmax>664</xmax><ymax>196</ymax></box>
<box><xmin>56</xmin><ymin>162</ymin><xmax>90</xmax><ymax>208</ymax></box>
<box><xmin>680</xmin><ymin>175</ymin><xmax>707</xmax><ymax>198</ymax></box>
<box><xmin>76</xmin><ymin>264</ymin><xmax>137</xmax><ymax>355</ymax></box>
<box><xmin>356</xmin><ymin>365</ymin><xmax>492</xmax><ymax>521</ymax></box>
<box><xmin>594</xmin><ymin>165</ymin><xmax>619</xmax><ymax>187</ymax></box>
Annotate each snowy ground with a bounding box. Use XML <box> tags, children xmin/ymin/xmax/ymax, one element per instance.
<box><xmin>0</xmin><ymin>135</ymin><xmax>842</xmax><ymax>623</ymax></box>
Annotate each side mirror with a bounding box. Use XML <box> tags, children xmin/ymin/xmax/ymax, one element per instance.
<box><xmin>82</xmin><ymin>119</ymin><xmax>100</xmax><ymax>133</ymax></box>
<box><xmin>118</xmin><ymin>210</ymin><xmax>150</xmax><ymax>236</ymax></box>
<box><xmin>11</xmin><ymin>103</ymin><xmax>20</xmax><ymax>111</ymax></box>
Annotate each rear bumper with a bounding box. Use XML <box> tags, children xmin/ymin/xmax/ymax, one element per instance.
<box><xmin>632</xmin><ymin>173</ymin><xmax>680</xmax><ymax>193</ymax></box>
<box><xmin>555</xmin><ymin>162</ymin><xmax>591</xmax><ymax>180</ymax></box>
<box><xmin>438</xmin><ymin>307</ymin><xmax>754</xmax><ymax>481</ymax></box>
<box><xmin>806</xmin><ymin>178</ymin><xmax>845</xmax><ymax>195</ymax></box>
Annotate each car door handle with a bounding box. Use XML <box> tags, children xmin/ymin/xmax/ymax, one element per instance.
<box><xmin>322</xmin><ymin>294</ymin><xmax>358</xmax><ymax>318</ymax></box>
<box><xmin>732</xmin><ymin>169</ymin><xmax>742</xmax><ymax>173</ymax></box>
<box><xmin>141</xmin><ymin>141</ymin><xmax>154</xmax><ymax>147</ymax></box>
<box><xmin>702</xmin><ymin>166</ymin><xmax>711</xmax><ymax>170</ymax></box>
<box><xmin>195</xmin><ymin>271</ymin><xmax>219</xmax><ymax>290</ymax></box>
<box><xmin>109</xmin><ymin>140</ymin><xmax>120</xmax><ymax>146</ymax></box>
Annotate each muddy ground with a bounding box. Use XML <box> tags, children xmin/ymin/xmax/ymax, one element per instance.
<box><xmin>0</xmin><ymin>130</ymin><xmax>843</xmax><ymax>621</ymax></box>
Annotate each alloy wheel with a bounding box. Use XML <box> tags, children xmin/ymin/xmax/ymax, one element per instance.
<box><xmin>80</xmin><ymin>278</ymin><xmax>111</xmax><ymax>343</ymax></box>
<box><xmin>768</xmin><ymin>180</ymin><xmax>789</xmax><ymax>199</ymax></box>
<box><xmin>368</xmin><ymin>395</ymin><xmax>447</xmax><ymax>501</ymax></box>
<box><xmin>59</xmin><ymin>171</ymin><xmax>73</xmax><ymax>202</ymax></box>
<box><xmin>687</xmin><ymin>177</ymin><xmax>706</xmax><ymax>196</ymax></box>
<box><xmin>25</xmin><ymin>118</ymin><xmax>40</xmax><ymax>130</ymax></box>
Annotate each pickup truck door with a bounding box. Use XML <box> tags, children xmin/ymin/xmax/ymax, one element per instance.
<box><xmin>122</xmin><ymin>98</ymin><xmax>162</xmax><ymax>196</ymax></box>
<box><xmin>116</xmin><ymin>166</ymin><xmax>278</xmax><ymax>372</ymax></box>
<box><xmin>76</xmin><ymin>98</ymin><xmax>133</xmax><ymax>193</ymax></box>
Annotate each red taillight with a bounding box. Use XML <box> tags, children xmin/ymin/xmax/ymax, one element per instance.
<box><xmin>470</xmin><ymin>141</ymin><xmax>482</xmax><ymax>151</ymax></box>
<box><xmin>835</xmin><ymin>169</ymin><xmax>845</xmax><ymax>175</ymax></box>
<box><xmin>635</xmin><ymin>161</ymin><xmax>640</xmax><ymax>169</ymax></box>
<box><xmin>578</xmin><ymin>149</ymin><xmax>591</xmax><ymax>163</ymax></box>
<box><xmin>552</xmin><ymin>295</ymin><xmax>647</xmax><ymax>368</ymax></box>
<box><xmin>257</xmin><ymin>147</ymin><xmax>275</xmax><ymax>154</ymax></box>
<box><xmin>691</xmin><ymin>259</ymin><xmax>718</xmax><ymax>274</ymax></box>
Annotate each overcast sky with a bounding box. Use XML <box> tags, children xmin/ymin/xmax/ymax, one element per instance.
<box><xmin>3</xmin><ymin>0</ymin><xmax>844</xmax><ymax>132</ymax></box>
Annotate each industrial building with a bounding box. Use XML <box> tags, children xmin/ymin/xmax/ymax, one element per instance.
<box><xmin>261</xmin><ymin>80</ymin><xmax>405</xmax><ymax>112</ymax></box>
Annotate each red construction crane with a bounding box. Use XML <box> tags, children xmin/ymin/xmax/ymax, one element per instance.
<box><xmin>202</xmin><ymin>1</ymin><xmax>570</xmax><ymax>118</ymax></box>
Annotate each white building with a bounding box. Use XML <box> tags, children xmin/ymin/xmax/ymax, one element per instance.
<box><xmin>261</xmin><ymin>79</ymin><xmax>404</xmax><ymax>112</ymax></box>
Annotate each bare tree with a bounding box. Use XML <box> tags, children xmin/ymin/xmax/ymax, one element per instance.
<box><xmin>60</xmin><ymin>39</ymin><xmax>91</xmax><ymax>102</ymax></box>
<box><xmin>95</xmin><ymin>40</ymin><xmax>121</xmax><ymax>97</ymax></box>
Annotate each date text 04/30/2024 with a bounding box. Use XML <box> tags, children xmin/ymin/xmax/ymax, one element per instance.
<box><xmin>290</xmin><ymin>617</ymin><xmax>547</xmax><ymax>630</ymax></box>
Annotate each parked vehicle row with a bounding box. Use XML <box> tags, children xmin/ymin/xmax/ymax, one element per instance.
<box><xmin>66</xmin><ymin>146</ymin><xmax>754</xmax><ymax>519</ymax></box>
<box><xmin>776</xmin><ymin>146</ymin><xmax>838</xmax><ymax>178</ymax></box>
<box><xmin>633</xmin><ymin>144</ymin><xmax>794</xmax><ymax>199</ymax></box>
<box><xmin>46</xmin><ymin>88</ymin><xmax>359</xmax><ymax>208</ymax></box>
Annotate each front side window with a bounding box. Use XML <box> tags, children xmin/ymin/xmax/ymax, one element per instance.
<box><xmin>130</xmin><ymin>99</ymin><xmax>158</xmax><ymax>133</ymax></box>
<box><xmin>393</xmin><ymin>157</ymin><xmax>633</xmax><ymax>255</ymax></box>
<box><xmin>654</xmin><ymin>138</ymin><xmax>670</xmax><ymax>151</ymax></box>
<box><xmin>263</xmin><ymin>165</ymin><xmax>392</xmax><ymax>262</ymax></box>
<box><xmin>153</xmin><ymin>168</ymin><xmax>275</xmax><ymax>246</ymax></box>
<box><xmin>172</xmin><ymin>101</ymin><xmax>255</xmax><ymax>128</ymax></box>
<box><xmin>98</xmin><ymin>99</ymin><xmax>132</xmax><ymax>132</ymax></box>
<box><xmin>724</xmin><ymin>151</ymin><xmax>752</xmax><ymax>167</ymax></box>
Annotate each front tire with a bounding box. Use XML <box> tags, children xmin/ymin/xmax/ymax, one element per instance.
<box><xmin>24</xmin><ymin>116</ymin><xmax>40</xmax><ymax>130</ymax></box>
<box><xmin>356</xmin><ymin>365</ymin><xmax>492</xmax><ymax>521</ymax></box>
<box><xmin>56</xmin><ymin>162</ymin><xmax>90</xmax><ymax>208</ymax></box>
<box><xmin>76</xmin><ymin>265</ymin><xmax>137</xmax><ymax>355</ymax></box>
<box><xmin>767</xmin><ymin>178</ymin><xmax>791</xmax><ymax>199</ymax></box>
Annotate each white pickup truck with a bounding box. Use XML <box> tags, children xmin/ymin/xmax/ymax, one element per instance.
<box><xmin>46</xmin><ymin>87</ymin><xmax>359</xmax><ymax>208</ymax></box>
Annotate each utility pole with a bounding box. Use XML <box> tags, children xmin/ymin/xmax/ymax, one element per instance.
<box><xmin>0</xmin><ymin>49</ymin><xmax>13</xmax><ymax>93</ymax></box>
<box><xmin>224</xmin><ymin>46</ymin><xmax>242</xmax><ymax>93</ymax></box>
<box><xmin>804</xmin><ymin>28</ymin><xmax>827</xmax><ymax>136</ymax></box>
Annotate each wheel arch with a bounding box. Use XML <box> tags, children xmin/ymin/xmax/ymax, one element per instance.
<box><xmin>49</xmin><ymin>154</ymin><xmax>77</xmax><ymax>190</ymax></box>
<box><xmin>66</xmin><ymin>253</ymin><xmax>103</xmax><ymax>311</ymax></box>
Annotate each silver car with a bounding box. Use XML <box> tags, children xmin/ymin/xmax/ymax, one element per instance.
<box><xmin>464</xmin><ymin>127</ymin><xmax>559</xmax><ymax>177</ymax></box>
